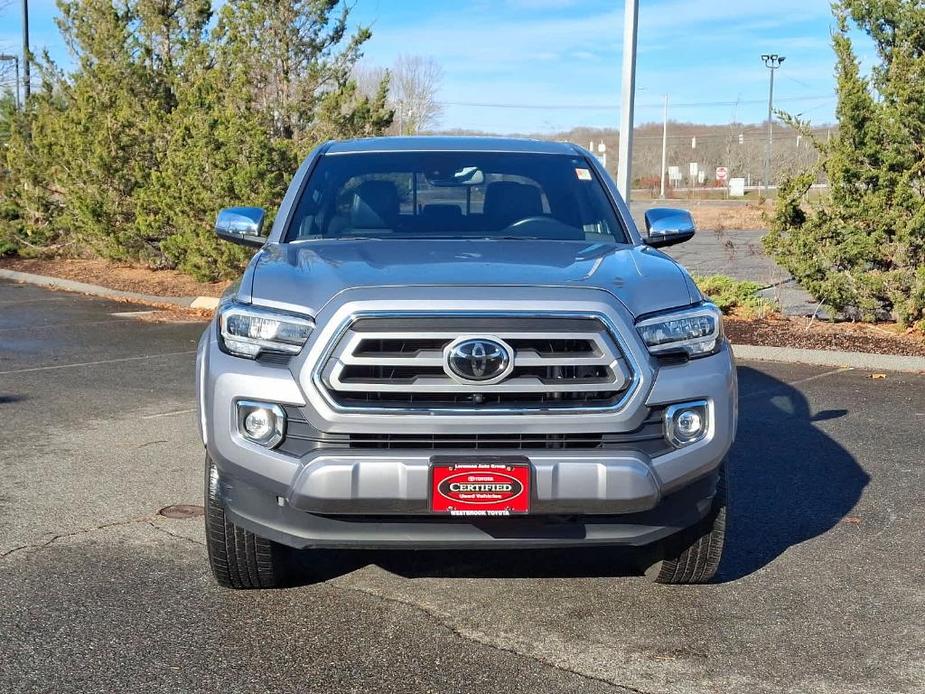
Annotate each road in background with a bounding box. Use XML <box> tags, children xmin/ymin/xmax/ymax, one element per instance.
<box><xmin>629</xmin><ymin>199</ymin><xmax>818</xmax><ymax>316</ymax></box>
<box><xmin>1</xmin><ymin>280</ymin><xmax>923</xmax><ymax>694</ymax></box>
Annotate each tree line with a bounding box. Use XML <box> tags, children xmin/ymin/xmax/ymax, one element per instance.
<box><xmin>0</xmin><ymin>0</ymin><xmax>392</xmax><ymax>280</ymax></box>
<box><xmin>1</xmin><ymin>0</ymin><xmax>922</xmax><ymax>330</ymax></box>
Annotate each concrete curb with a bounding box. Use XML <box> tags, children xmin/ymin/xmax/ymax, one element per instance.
<box><xmin>3</xmin><ymin>267</ymin><xmax>924</xmax><ymax>372</ymax></box>
<box><xmin>732</xmin><ymin>344</ymin><xmax>925</xmax><ymax>373</ymax></box>
<box><xmin>0</xmin><ymin>268</ymin><xmax>220</xmax><ymax>310</ymax></box>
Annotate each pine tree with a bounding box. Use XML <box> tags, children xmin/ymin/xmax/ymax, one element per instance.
<box><xmin>765</xmin><ymin>1</ymin><xmax>925</xmax><ymax>327</ymax></box>
<box><xmin>1</xmin><ymin>0</ymin><xmax>393</xmax><ymax>280</ymax></box>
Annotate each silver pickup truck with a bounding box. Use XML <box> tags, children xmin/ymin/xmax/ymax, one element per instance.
<box><xmin>196</xmin><ymin>136</ymin><xmax>737</xmax><ymax>589</ymax></box>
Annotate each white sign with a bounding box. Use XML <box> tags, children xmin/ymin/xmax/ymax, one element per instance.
<box><xmin>668</xmin><ymin>166</ymin><xmax>682</xmax><ymax>182</ymax></box>
<box><xmin>698</xmin><ymin>170</ymin><xmax>706</xmax><ymax>184</ymax></box>
<box><xmin>689</xmin><ymin>162</ymin><xmax>699</xmax><ymax>178</ymax></box>
<box><xmin>715</xmin><ymin>166</ymin><xmax>729</xmax><ymax>182</ymax></box>
<box><xmin>729</xmin><ymin>177</ymin><xmax>746</xmax><ymax>197</ymax></box>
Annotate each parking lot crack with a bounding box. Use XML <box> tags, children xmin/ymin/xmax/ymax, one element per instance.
<box><xmin>335</xmin><ymin>583</ymin><xmax>655</xmax><ymax>694</ymax></box>
<box><xmin>146</xmin><ymin>521</ymin><xmax>205</xmax><ymax>546</ymax></box>
<box><xmin>0</xmin><ymin>515</ymin><xmax>154</xmax><ymax>559</ymax></box>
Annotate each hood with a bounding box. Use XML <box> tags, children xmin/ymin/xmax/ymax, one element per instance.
<box><xmin>246</xmin><ymin>239</ymin><xmax>697</xmax><ymax>318</ymax></box>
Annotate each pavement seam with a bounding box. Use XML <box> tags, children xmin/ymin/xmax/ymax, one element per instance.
<box><xmin>0</xmin><ymin>350</ymin><xmax>197</xmax><ymax>376</ymax></box>
<box><xmin>335</xmin><ymin>583</ymin><xmax>654</xmax><ymax>694</ymax></box>
<box><xmin>0</xmin><ymin>515</ymin><xmax>154</xmax><ymax>559</ymax></box>
<box><xmin>0</xmin><ymin>318</ymin><xmax>138</xmax><ymax>334</ymax></box>
<box><xmin>141</xmin><ymin>408</ymin><xmax>197</xmax><ymax>420</ymax></box>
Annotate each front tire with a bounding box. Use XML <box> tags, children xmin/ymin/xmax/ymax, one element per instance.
<box><xmin>645</xmin><ymin>462</ymin><xmax>727</xmax><ymax>584</ymax></box>
<box><xmin>204</xmin><ymin>455</ymin><xmax>287</xmax><ymax>589</ymax></box>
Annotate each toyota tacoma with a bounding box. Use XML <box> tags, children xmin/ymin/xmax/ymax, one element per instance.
<box><xmin>196</xmin><ymin>136</ymin><xmax>737</xmax><ymax>588</ymax></box>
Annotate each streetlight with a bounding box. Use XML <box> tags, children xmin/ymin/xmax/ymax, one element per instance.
<box><xmin>0</xmin><ymin>54</ymin><xmax>20</xmax><ymax>109</ymax></box>
<box><xmin>616</xmin><ymin>0</ymin><xmax>639</xmax><ymax>204</ymax></box>
<box><xmin>659</xmin><ymin>93</ymin><xmax>668</xmax><ymax>199</ymax></box>
<box><xmin>22</xmin><ymin>0</ymin><xmax>30</xmax><ymax>101</ymax></box>
<box><xmin>761</xmin><ymin>53</ymin><xmax>785</xmax><ymax>199</ymax></box>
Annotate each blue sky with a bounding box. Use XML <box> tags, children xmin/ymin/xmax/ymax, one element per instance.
<box><xmin>2</xmin><ymin>0</ymin><xmax>855</xmax><ymax>133</ymax></box>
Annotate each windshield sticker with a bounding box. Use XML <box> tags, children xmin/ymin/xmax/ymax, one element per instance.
<box><xmin>575</xmin><ymin>168</ymin><xmax>592</xmax><ymax>181</ymax></box>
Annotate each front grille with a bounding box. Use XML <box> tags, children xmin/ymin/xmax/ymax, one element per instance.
<box><xmin>277</xmin><ymin>406</ymin><xmax>670</xmax><ymax>458</ymax></box>
<box><xmin>316</xmin><ymin>316</ymin><xmax>634</xmax><ymax>413</ymax></box>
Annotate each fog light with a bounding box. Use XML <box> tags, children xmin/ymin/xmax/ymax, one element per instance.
<box><xmin>236</xmin><ymin>401</ymin><xmax>285</xmax><ymax>448</ymax></box>
<box><xmin>665</xmin><ymin>401</ymin><xmax>709</xmax><ymax>447</ymax></box>
<box><xmin>244</xmin><ymin>409</ymin><xmax>273</xmax><ymax>439</ymax></box>
<box><xmin>676</xmin><ymin>410</ymin><xmax>703</xmax><ymax>437</ymax></box>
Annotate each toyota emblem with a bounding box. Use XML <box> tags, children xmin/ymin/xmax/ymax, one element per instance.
<box><xmin>444</xmin><ymin>337</ymin><xmax>513</xmax><ymax>384</ymax></box>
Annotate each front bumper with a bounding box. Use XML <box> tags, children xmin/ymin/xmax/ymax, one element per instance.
<box><xmin>220</xmin><ymin>467</ymin><xmax>720</xmax><ymax>549</ymax></box>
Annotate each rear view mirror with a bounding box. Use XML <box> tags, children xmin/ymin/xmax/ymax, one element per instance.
<box><xmin>643</xmin><ymin>208</ymin><xmax>696</xmax><ymax>248</ymax></box>
<box><xmin>215</xmin><ymin>207</ymin><xmax>267</xmax><ymax>248</ymax></box>
<box><xmin>425</xmin><ymin>166</ymin><xmax>485</xmax><ymax>187</ymax></box>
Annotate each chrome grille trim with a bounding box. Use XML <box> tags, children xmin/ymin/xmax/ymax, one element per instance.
<box><xmin>311</xmin><ymin>311</ymin><xmax>641</xmax><ymax>415</ymax></box>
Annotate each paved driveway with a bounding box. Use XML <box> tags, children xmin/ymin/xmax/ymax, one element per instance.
<box><xmin>1</xmin><ymin>280</ymin><xmax>922</xmax><ymax>694</ymax></box>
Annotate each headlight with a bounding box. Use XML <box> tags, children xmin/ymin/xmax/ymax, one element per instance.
<box><xmin>218</xmin><ymin>303</ymin><xmax>313</xmax><ymax>359</ymax></box>
<box><xmin>636</xmin><ymin>303</ymin><xmax>723</xmax><ymax>358</ymax></box>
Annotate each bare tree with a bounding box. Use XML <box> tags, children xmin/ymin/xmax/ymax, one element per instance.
<box><xmin>390</xmin><ymin>54</ymin><xmax>443</xmax><ymax>134</ymax></box>
<box><xmin>353</xmin><ymin>61</ymin><xmax>389</xmax><ymax>101</ymax></box>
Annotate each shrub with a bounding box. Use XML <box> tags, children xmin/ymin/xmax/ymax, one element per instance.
<box><xmin>695</xmin><ymin>274</ymin><xmax>775</xmax><ymax>319</ymax></box>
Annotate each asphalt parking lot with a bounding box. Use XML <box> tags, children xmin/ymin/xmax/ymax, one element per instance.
<box><xmin>1</xmin><ymin>279</ymin><xmax>923</xmax><ymax>694</ymax></box>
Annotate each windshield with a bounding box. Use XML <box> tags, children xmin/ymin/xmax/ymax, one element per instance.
<box><xmin>285</xmin><ymin>151</ymin><xmax>629</xmax><ymax>243</ymax></box>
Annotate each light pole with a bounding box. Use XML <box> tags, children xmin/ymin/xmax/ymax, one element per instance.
<box><xmin>21</xmin><ymin>0</ymin><xmax>30</xmax><ymax>101</ymax></box>
<box><xmin>659</xmin><ymin>93</ymin><xmax>668</xmax><ymax>199</ymax></box>
<box><xmin>616</xmin><ymin>0</ymin><xmax>639</xmax><ymax>204</ymax></box>
<box><xmin>761</xmin><ymin>53</ymin><xmax>785</xmax><ymax>199</ymax></box>
<box><xmin>0</xmin><ymin>54</ymin><xmax>20</xmax><ymax>109</ymax></box>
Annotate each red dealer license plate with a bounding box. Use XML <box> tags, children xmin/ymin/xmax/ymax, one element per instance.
<box><xmin>430</xmin><ymin>457</ymin><xmax>531</xmax><ymax>516</ymax></box>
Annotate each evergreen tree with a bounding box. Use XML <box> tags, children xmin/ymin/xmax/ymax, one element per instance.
<box><xmin>765</xmin><ymin>1</ymin><xmax>925</xmax><ymax>326</ymax></box>
<box><xmin>0</xmin><ymin>0</ymin><xmax>392</xmax><ymax>280</ymax></box>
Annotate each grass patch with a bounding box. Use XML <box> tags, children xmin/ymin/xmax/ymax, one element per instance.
<box><xmin>689</xmin><ymin>203</ymin><xmax>768</xmax><ymax>231</ymax></box>
<box><xmin>694</xmin><ymin>274</ymin><xmax>776</xmax><ymax>318</ymax></box>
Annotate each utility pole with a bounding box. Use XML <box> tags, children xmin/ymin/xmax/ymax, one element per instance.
<box><xmin>761</xmin><ymin>53</ymin><xmax>785</xmax><ymax>199</ymax></box>
<box><xmin>616</xmin><ymin>0</ymin><xmax>638</xmax><ymax>204</ymax></box>
<box><xmin>659</xmin><ymin>94</ymin><xmax>668</xmax><ymax>199</ymax></box>
<box><xmin>22</xmin><ymin>0</ymin><xmax>30</xmax><ymax>101</ymax></box>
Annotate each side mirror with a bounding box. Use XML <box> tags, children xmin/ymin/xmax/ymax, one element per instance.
<box><xmin>215</xmin><ymin>207</ymin><xmax>267</xmax><ymax>248</ymax></box>
<box><xmin>643</xmin><ymin>208</ymin><xmax>696</xmax><ymax>248</ymax></box>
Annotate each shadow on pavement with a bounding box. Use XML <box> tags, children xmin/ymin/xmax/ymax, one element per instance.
<box><xmin>717</xmin><ymin>366</ymin><xmax>867</xmax><ymax>581</ymax></box>
<box><xmin>286</xmin><ymin>365</ymin><xmax>868</xmax><ymax>585</ymax></box>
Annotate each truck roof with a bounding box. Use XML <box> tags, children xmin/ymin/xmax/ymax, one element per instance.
<box><xmin>325</xmin><ymin>135</ymin><xmax>581</xmax><ymax>156</ymax></box>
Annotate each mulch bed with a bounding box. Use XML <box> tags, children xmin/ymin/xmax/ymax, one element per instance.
<box><xmin>0</xmin><ymin>257</ymin><xmax>230</xmax><ymax>298</ymax></box>
<box><xmin>725</xmin><ymin>315</ymin><xmax>925</xmax><ymax>357</ymax></box>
